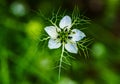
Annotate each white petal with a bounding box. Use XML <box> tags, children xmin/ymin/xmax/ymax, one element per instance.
<box><xmin>59</xmin><ymin>15</ymin><xmax>71</xmax><ymax>29</ymax></box>
<box><xmin>65</xmin><ymin>42</ymin><xmax>78</xmax><ymax>54</ymax></box>
<box><xmin>70</xmin><ymin>29</ymin><xmax>86</xmax><ymax>42</ymax></box>
<box><xmin>48</xmin><ymin>39</ymin><xmax>61</xmax><ymax>49</ymax></box>
<box><xmin>44</xmin><ymin>26</ymin><xmax>58</xmax><ymax>39</ymax></box>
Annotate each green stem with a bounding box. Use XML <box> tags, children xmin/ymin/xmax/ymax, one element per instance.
<box><xmin>58</xmin><ymin>43</ymin><xmax>65</xmax><ymax>80</ymax></box>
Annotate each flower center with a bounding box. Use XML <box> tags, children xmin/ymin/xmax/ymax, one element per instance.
<box><xmin>57</xmin><ymin>28</ymin><xmax>72</xmax><ymax>43</ymax></box>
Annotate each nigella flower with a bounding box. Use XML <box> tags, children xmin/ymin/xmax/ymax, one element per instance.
<box><xmin>44</xmin><ymin>15</ymin><xmax>86</xmax><ymax>53</ymax></box>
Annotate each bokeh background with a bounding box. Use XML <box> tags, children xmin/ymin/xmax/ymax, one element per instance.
<box><xmin>0</xmin><ymin>0</ymin><xmax>120</xmax><ymax>84</ymax></box>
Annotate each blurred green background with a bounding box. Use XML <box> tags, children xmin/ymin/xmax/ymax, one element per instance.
<box><xmin>0</xmin><ymin>0</ymin><xmax>120</xmax><ymax>84</ymax></box>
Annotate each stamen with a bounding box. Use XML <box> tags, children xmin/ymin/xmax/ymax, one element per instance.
<box><xmin>72</xmin><ymin>31</ymin><xmax>76</xmax><ymax>34</ymax></box>
<box><xmin>64</xmin><ymin>28</ymin><xmax>67</xmax><ymax>32</ymax></box>
<box><xmin>68</xmin><ymin>36</ymin><xmax>72</xmax><ymax>39</ymax></box>
<box><xmin>68</xmin><ymin>32</ymin><xmax>71</xmax><ymax>34</ymax></box>
<box><xmin>57</xmin><ymin>35</ymin><xmax>60</xmax><ymax>38</ymax></box>
<box><xmin>60</xmin><ymin>40</ymin><xmax>62</xmax><ymax>43</ymax></box>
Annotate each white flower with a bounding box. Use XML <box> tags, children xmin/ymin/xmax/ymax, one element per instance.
<box><xmin>44</xmin><ymin>15</ymin><xmax>86</xmax><ymax>53</ymax></box>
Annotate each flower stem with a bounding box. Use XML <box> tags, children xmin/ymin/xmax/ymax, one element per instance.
<box><xmin>58</xmin><ymin>43</ymin><xmax>65</xmax><ymax>80</ymax></box>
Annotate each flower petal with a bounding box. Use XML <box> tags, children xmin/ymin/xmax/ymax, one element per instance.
<box><xmin>44</xmin><ymin>26</ymin><xmax>58</xmax><ymax>39</ymax></box>
<box><xmin>65</xmin><ymin>42</ymin><xmax>78</xmax><ymax>54</ymax></box>
<box><xmin>59</xmin><ymin>15</ymin><xmax>71</xmax><ymax>29</ymax></box>
<box><xmin>48</xmin><ymin>39</ymin><xmax>61</xmax><ymax>49</ymax></box>
<box><xmin>70</xmin><ymin>29</ymin><xmax>86</xmax><ymax>42</ymax></box>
